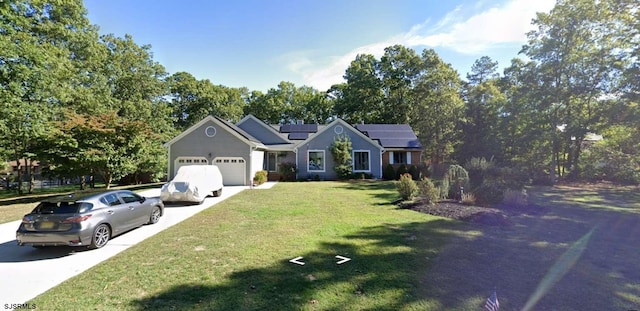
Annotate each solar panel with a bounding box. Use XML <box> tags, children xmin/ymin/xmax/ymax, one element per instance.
<box><xmin>364</xmin><ymin>130</ymin><xmax>417</xmax><ymax>139</ymax></box>
<box><xmin>288</xmin><ymin>132</ymin><xmax>309</xmax><ymax>140</ymax></box>
<box><xmin>379</xmin><ymin>138</ymin><xmax>423</xmax><ymax>148</ymax></box>
<box><xmin>280</xmin><ymin>124</ymin><xmax>318</xmax><ymax>133</ymax></box>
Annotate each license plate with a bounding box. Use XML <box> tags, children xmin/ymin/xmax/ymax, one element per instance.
<box><xmin>39</xmin><ymin>221</ymin><xmax>55</xmax><ymax>229</ymax></box>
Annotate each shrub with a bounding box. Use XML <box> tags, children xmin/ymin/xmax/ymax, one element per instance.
<box><xmin>435</xmin><ymin>177</ymin><xmax>450</xmax><ymax>200</ymax></box>
<box><xmin>474</xmin><ymin>182</ymin><xmax>504</xmax><ymax>205</ymax></box>
<box><xmin>417</xmin><ymin>177</ymin><xmax>439</xmax><ymax>205</ymax></box>
<box><xmin>445</xmin><ymin>165</ymin><xmax>470</xmax><ymax>200</ymax></box>
<box><xmin>253</xmin><ymin>170</ymin><xmax>268</xmax><ymax>185</ymax></box>
<box><xmin>503</xmin><ymin>189</ymin><xmax>528</xmax><ymax>207</ymax></box>
<box><xmin>396</xmin><ymin>164</ymin><xmax>409</xmax><ymax>180</ymax></box>
<box><xmin>396</xmin><ymin>173</ymin><xmax>418</xmax><ymax>201</ymax></box>
<box><xmin>334</xmin><ymin>164</ymin><xmax>352</xmax><ymax>180</ymax></box>
<box><xmin>408</xmin><ymin>164</ymin><xmax>421</xmax><ymax>180</ymax></box>
<box><xmin>330</xmin><ymin>135</ymin><xmax>353</xmax><ymax>179</ymax></box>
<box><xmin>383</xmin><ymin>164</ymin><xmax>396</xmax><ymax>180</ymax></box>
<box><xmin>278</xmin><ymin>162</ymin><xmax>297</xmax><ymax>181</ymax></box>
<box><xmin>461</xmin><ymin>192</ymin><xmax>476</xmax><ymax>205</ymax></box>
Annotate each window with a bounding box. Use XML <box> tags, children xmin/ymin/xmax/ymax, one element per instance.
<box><xmin>353</xmin><ymin>151</ymin><xmax>370</xmax><ymax>172</ymax></box>
<box><xmin>101</xmin><ymin>194</ymin><xmax>122</xmax><ymax>206</ymax></box>
<box><xmin>392</xmin><ymin>152</ymin><xmax>408</xmax><ymax>164</ymax></box>
<box><xmin>119</xmin><ymin>192</ymin><xmax>142</xmax><ymax>204</ymax></box>
<box><xmin>308</xmin><ymin>150</ymin><xmax>325</xmax><ymax>172</ymax></box>
<box><xmin>265</xmin><ymin>152</ymin><xmax>277</xmax><ymax>172</ymax></box>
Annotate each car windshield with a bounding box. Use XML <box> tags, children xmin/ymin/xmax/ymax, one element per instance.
<box><xmin>32</xmin><ymin>201</ymin><xmax>93</xmax><ymax>214</ymax></box>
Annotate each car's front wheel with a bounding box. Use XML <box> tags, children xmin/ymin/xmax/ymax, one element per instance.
<box><xmin>89</xmin><ymin>224</ymin><xmax>110</xmax><ymax>249</ymax></box>
<box><xmin>148</xmin><ymin>206</ymin><xmax>161</xmax><ymax>224</ymax></box>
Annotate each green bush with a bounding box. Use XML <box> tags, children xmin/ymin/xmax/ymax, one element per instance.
<box><xmin>334</xmin><ymin>164</ymin><xmax>352</xmax><ymax>180</ymax></box>
<box><xmin>395</xmin><ymin>164</ymin><xmax>409</xmax><ymax>180</ymax></box>
<box><xmin>253</xmin><ymin>170</ymin><xmax>268</xmax><ymax>185</ymax></box>
<box><xmin>396</xmin><ymin>173</ymin><xmax>418</xmax><ymax>201</ymax></box>
<box><xmin>278</xmin><ymin>162</ymin><xmax>297</xmax><ymax>181</ymax></box>
<box><xmin>408</xmin><ymin>164</ymin><xmax>421</xmax><ymax>180</ymax></box>
<box><xmin>473</xmin><ymin>182</ymin><xmax>504</xmax><ymax>205</ymax></box>
<box><xmin>503</xmin><ymin>189</ymin><xmax>528</xmax><ymax>207</ymax></box>
<box><xmin>418</xmin><ymin>177</ymin><xmax>439</xmax><ymax>205</ymax></box>
<box><xmin>383</xmin><ymin>164</ymin><xmax>396</xmax><ymax>180</ymax></box>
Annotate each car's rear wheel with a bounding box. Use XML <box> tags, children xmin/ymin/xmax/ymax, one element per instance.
<box><xmin>148</xmin><ymin>206</ymin><xmax>161</xmax><ymax>224</ymax></box>
<box><xmin>89</xmin><ymin>224</ymin><xmax>110</xmax><ymax>249</ymax></box>
<box><xmin>32</xmin><ymin>245</ymin><xmax>47</xmax><ymax>249</ymax></box>
<box><xmin>213</xmin><ymin>188</ymin><xmax>222</xmax><ymax>197</ymax></box>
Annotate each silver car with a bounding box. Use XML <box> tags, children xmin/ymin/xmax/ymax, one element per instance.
<box><xmin>16</xmin><ymin>190</ymin><xmax>164</xmax><ymax>249</ymax></box>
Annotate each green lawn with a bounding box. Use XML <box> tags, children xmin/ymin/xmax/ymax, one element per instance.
<box><xmin>24</xmin><ymin>181</ymin><xmax>640</xmax><ymax>310</ymax></box>
<box><xmin>29</xmin><ymin>181</ymin><xmax>462</xmax><ymax>310</ymax></box>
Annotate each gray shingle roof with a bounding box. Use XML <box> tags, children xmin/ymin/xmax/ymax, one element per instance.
<box><xmin>355</xmin><ymin>124</ymin><xmax>423</xmax><ymax>149</ymax></box>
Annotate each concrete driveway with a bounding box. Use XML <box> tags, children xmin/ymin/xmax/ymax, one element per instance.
<box><xmin>0</xmin><ymin>183</ymin><xmax>274</xmax><ymax>305</ymax></box>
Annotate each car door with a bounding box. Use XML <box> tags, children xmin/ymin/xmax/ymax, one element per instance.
<box><xmin>100</xmin><ymin>193</ymin><xmax>130</xmax><ymax>235</ymax></box>
<box><xmin>117</xmin><ymin>191</ymin><xmax>149</xmax><ymax>227</ymax></box>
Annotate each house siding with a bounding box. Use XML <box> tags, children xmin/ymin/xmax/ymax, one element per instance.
<box><xmin>168</xmin><ymin>120</ymin><xmax>252</xmax><ymax>184</ymax></box>
<box><xmin>297</xmin><ymin>123</ymin><xmax>382</xmax><ymax>180</ymax></box>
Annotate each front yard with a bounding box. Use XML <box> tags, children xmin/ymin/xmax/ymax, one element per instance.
<box><xmin>26</xmin><ymin>181</ymin><xmax>640</xmax><ymax>310</ymax></box>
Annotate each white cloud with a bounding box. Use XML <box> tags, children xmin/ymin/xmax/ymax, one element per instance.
<box><xmin>288</xmin><ymin>0</ymin><xmax>556</xmax><ymax>91</ymax></box>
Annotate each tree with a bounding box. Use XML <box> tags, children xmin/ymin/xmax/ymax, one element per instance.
<box><xmin>332</xmin><ymin>54</ymin><xmax>384</xmax><ymax>123</ymax></box>
<box><xmin>521</xmin><ymin>0</ymin><xmax>630</xmax><ymax>178</ymax></box>
<box><xmin>412</xmin><ymin>49</ymin><xmax>464</xmax><ymax>164</ymax></box>
<box><xmin>329</xmin><ymin>135</ymin><xmax>352</xmax><ymax>179</ymax></box>
<box><xmin>458</xmin><ymin>56</ymin><xmax>505</xmax><ymax>163</ymax></box>
<box><xmin>379</xmin><ymin>45</ymin><xmax>423</xmax><ymax>124</ymax></box>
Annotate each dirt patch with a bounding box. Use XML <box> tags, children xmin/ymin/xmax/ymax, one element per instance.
<box><xmin>399</xmin><ymin>199</ymin><xmax>547</xmax><ymax>226</ymax></box>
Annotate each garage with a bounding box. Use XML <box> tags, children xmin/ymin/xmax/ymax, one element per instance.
<box><xmin>213</xmin><ymin>157</ymin><xmax>246</xmax><ymax>186</ymax></box>
<box><xmin>174</xmin><ymin>157</ymin><xmax>208</xmax><ymax>175</ymax></box>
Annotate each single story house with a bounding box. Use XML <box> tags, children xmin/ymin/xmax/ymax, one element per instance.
<box><xmin>164</xmin><ymin>115</ymin><xmax>423</xmax><ymax>185</ymax></box>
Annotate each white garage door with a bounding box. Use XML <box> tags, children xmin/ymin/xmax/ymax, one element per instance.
<box><xmin>174</xmin><ymin>157</ymin><xmax>208</xmax><ymax>175</ymax></box>
<box><xmin>213</xmin><ymin>157</ymin><xmax>246</xmax><ymax>186</ymax></box>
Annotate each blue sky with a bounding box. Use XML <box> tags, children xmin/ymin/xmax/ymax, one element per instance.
<box><xmin>84</xmin><ymin>0</ymin><xmax>555</xmax><ymax>92</ymax></box>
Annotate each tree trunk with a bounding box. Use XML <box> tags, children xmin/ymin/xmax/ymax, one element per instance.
<box><xmin>105</xmin><ymin>173</ymin><xmax>112</xmax><ymax>189</ymax></box>
<box><xmin>15</xmin><ymin>155</ymin><xmax>22</xmax><ymax>195</ymax></box>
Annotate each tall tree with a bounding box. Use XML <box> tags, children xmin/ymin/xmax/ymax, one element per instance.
<box><xmin>521</xmin><ymin>0</ymin><xmax>629</xmax><ymax>178</ymax></box>
<box><xmin>412</xmin><ymin>49</ymin><xmax>464</xmax><ymax>164</ymax></box>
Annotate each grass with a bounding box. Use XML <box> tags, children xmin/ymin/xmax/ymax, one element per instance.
<box><xmin>28</xmin><ymin>181</ymin><xmax>462</xmax><ymax>310</ymax></box>
<box><xmin>23</xmin><ymin>181</ymin><xmax>640</xmax><ymax>310</ymax></box>
<box><xmin>0</xmin><ymin>183</ymin><xmax>163</xmax><ymax>224</ymax></box>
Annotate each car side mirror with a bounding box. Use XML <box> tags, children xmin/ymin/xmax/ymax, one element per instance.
<box><xmin>139</xmin><ymin>197</ymin><xmax>146</xmax><ymax>203</ymax></box>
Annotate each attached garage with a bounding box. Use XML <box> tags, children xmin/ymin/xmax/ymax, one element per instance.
<box><xmin>173</xmin><ymin>157</ymin><xmax>208</xmax><ymax>175</ymax></box>
<box><xmin>164</xmin><ymin>116</ymin><xmax>266</xmax><ymax>186</ymax></box>
<box><xmin>213</xmin><ymin>157</ymin><xmax>246</xmax><ymax>186</ymax></box>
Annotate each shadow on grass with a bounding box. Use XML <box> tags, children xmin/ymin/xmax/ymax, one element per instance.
<box><xmin>131</xmin><ymin>184</ymin><xmax>640</xmax><ymax>310</ymax></box>
<box><xmin>129</xmin><ymin>220</ymin><xmax>461</xmax><ymax>311</ymax></box>
<box><xmin>337</xmin><ymin>180</ymin><xmax>399</xmax><ymax>205</ymax></box>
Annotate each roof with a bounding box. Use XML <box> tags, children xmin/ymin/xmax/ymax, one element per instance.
<box><xmin>164</xmin><ymin>115</ymin><xmax>265</xmax><ymax>148</ymax></box>
<box><xmin>299</xmin><ymin>118</ymin><xmax>384</xmax><ymax>151</ymax></box>
<box><xmin>355</xmin><ymin>124</ymin><xmax>423</xmax><ymax>149</ymax></box>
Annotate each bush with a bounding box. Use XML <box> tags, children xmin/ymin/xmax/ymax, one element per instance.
<box><xmin>408</xmin><ymin>165</ymin><xmax>421</xmax><ymax>180</ymax></box>
<box><xmin>253</xmin><ymin>170</ymin><xmax>268</xmax><ymax>185</ymax></box>
<box><xmin>473</xmin><ymin>182</ymin><xmax>504</xmax><ymax>205</ymax></box>
<box><xmin>396</xmin><ymin>173</ymin><xmax>418</xmax><ymax>201</ymax></box>
<box><xmin>278</xmin><ymin>162</ymin><xmax>297</xmax><ymax>181</ymax></box>
<box><xmin>383</xmin><ymin>164</ymin><xmax>396</xmax><ymax>180</ymax></box>
<box><xmin>503</xmin><ymin>189</ymin><xmax>528</xmax><ymax>207</ymax></box>
<box><xmin>461</xmin><ymin>192</ymin><xmax>476</xmax><ymax>205</ymax></box>
<box><xmin>334</xmin><ymin>164</ymin><xmax>352</xmax><ymax>180</ymax></box>
<box><xmin>435</xmin><ymin>177</ymin><xmax>450</xmax><ymax>200</ymax></box>
<box><xmin>418</xmin><ymin>177</ymin><xmax>439</xmax><ymax>205</ymax></box>
<box><xmin>396</xmin><ymin>164</ymin><xmax>409</xmax><ymax>180</ymax></box>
